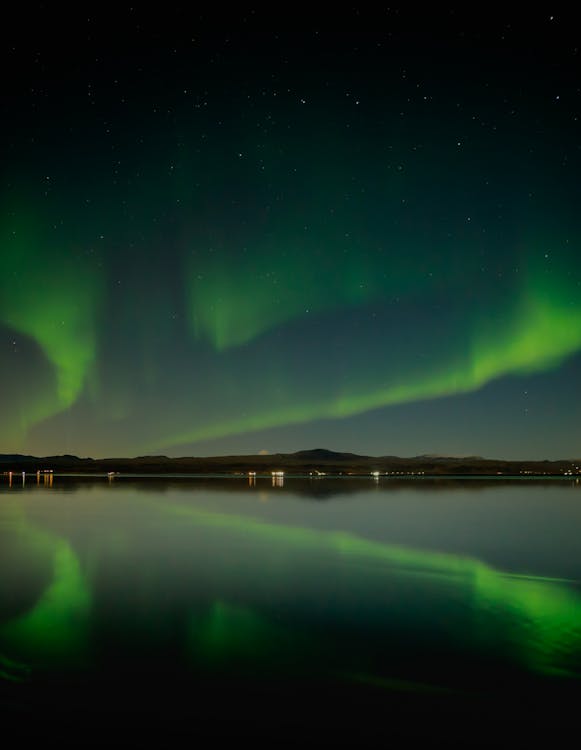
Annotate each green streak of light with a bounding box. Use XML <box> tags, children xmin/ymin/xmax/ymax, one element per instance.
<box><xmin>165</xmin><ymin>264</ymin><xmax>581</xmax><ymax>449</ymax></box>
<box><xmin>0</xmin><ymin>541</ymin><xmax>91</xmax><ymax>667</ymax></box>
<box><xmin>0</xmin><ymin>211</ymin><xmax>101</xmax><ymax>431</ymax></box>
<box><xmin>187</xmin><ymin>243</ymin><xmax>381</xmax><ymax>351</ymax></box>
<box><xmin>473</xmin><ymin>565</ymin><xmax>581</xmax><ymax>677</ymax></box>
<box><xmin>163</xmin><ymin>498</ymin><xmax>581</xmax><ymax>678</ymax></box>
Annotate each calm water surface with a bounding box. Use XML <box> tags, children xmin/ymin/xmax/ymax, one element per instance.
<box><xmin>1</xmin><ymin>476</ymin><xmax>580</xmax><ymax>738</ymax></box>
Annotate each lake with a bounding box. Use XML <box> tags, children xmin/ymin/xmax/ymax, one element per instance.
<box><xmin>1</xmin><ymin>475</ymin><xmax>580</xmax><ymax>739</ymax></box>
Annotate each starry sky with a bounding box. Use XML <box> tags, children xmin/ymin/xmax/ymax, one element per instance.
<box><xmin>1</xmin><ymin>12</ymin><xmax>580</xmax><ymax>459</ymax></box>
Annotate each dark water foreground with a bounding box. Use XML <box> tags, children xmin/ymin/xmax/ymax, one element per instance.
<box><xmin>1</xmin><ymin>476</ymin><xmax>581</xmax><ymax>740</ymax></box>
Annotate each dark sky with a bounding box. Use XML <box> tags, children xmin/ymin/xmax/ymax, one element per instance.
<box><xmin>1</xmin><ymin>10</ymin><xmax>580</xmax><ymax>459</ymax></box>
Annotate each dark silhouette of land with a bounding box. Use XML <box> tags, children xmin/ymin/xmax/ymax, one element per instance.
<box><xmin>1</xmin><ymin>448</ymin><xmax>579</xmax><ymax>476</ymax></box>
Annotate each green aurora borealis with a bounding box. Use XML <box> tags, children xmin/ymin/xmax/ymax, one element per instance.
<box><xmin>2</xmin><ymin>21</ymin><xmax>581</xmax><ymax>457</ymax></box>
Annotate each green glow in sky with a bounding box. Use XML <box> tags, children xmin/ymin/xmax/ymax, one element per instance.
<box><xmin>2</xmin><ymin>26</ymin><xmax>581</xmax><ymax>458</ymax></box>
<box><xmin>187</xmin><ymin>240</ymin><xmax>385</xmax><ymax>350</ymax></box>
<box><xmin>163</xmin><ymin>260</ymin><xmax>581</xmax><ymax>449</ymax></box>
<box><xmin>0</xmin><ymin>209</ymin><xmax>101</xmax><ymax>441</ymax></box>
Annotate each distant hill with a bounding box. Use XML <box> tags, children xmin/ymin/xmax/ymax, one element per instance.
<box><xmin>291</xmin><ymin>448</ymin><xmax>369</xmax><ymax>461</ymax></box>
<box><xmin>411</xmin><ymin>454</ymin><xmax>485</xmax><ymax>462</ymax></box>
<box><xmin>0</xmin><ymin>454</ymin><xmax>93</xmax><ymax>466</ymax></box>
<box><xmin>0</xmin><ymin>454</ymin><xmax>38</xmax><ymax>463</ymax></box>
<box><xmin>0</xmin><ymin>450</ymin><xmax>579</xmax><ymax>477</ymax></box>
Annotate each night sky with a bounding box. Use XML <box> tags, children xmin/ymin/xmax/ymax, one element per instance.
<box><xmin>2</xmin><ymin>12</ymin><xmax>580</xmax><ymax>459</ymax></box>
